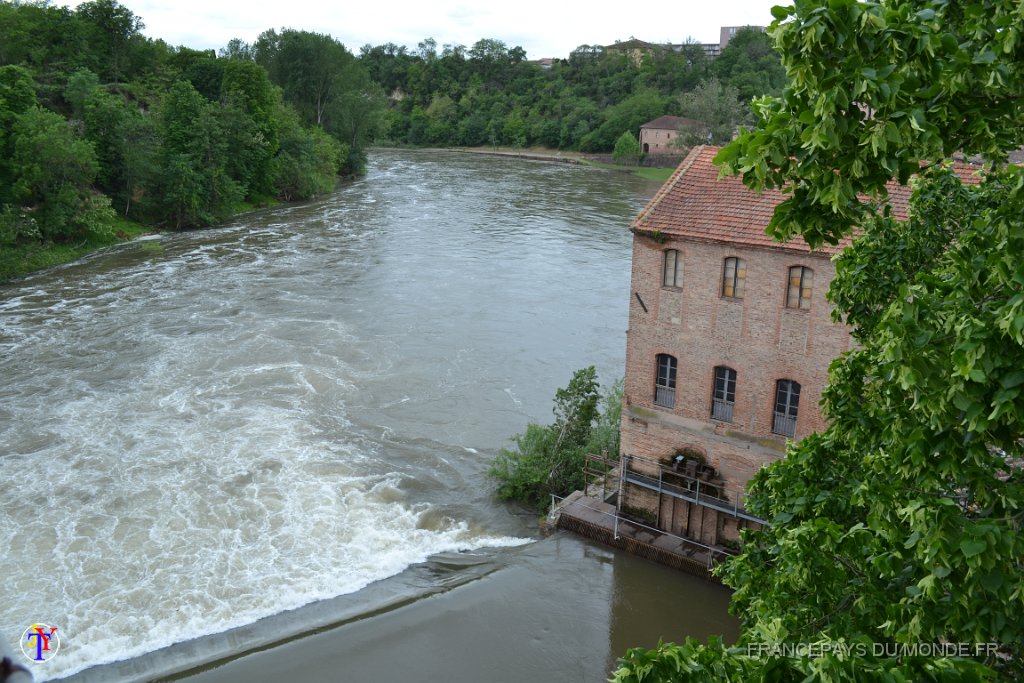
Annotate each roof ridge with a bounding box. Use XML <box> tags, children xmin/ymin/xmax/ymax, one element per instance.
<box><xmin>633</xmin><ymin>145</ymin><xmax>710</xmax><ymax>229</ymax></box>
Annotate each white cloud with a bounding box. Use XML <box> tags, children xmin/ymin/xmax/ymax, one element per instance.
<box><xmin>65</xmin><ymin>0</ymin><xmax>784</xmax><ymax>58</ymax></box>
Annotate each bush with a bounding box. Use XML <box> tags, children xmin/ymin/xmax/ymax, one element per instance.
<box><xmin>488</xmin><ymin>367</ymin><xmax>622</xmax><ymax>510</ymax></box>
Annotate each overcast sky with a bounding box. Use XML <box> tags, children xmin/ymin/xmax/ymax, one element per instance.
<box><xmin>64</xmin><ymin>0</ymin><xmax>785</xmax><ymax>59</ymax></box>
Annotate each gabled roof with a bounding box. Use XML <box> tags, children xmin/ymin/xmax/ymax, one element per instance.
<box><xmin>633</xmin><ymin>145</ymin><xmax>984</xmax><ymax>255</ymax></box>
<box><xmin>640</xmin><ymin>115</ymin><xmax>700</xmax><ymax>131</ymax></box>
<box><xmin>604</xmin><ymin>39</ymin><xmax>659</xmax><ymax>51</ymax></box>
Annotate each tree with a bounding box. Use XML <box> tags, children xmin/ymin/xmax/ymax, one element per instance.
<box><xmin>713</xmin><ymin>27</ymin><xmax>786</xmax><ymax>103</ymax></box>
<box><xmin>612</xmin><ymin>130</ymin><xmax>641</xmax><ymax>165</ymax></box>
<box><xmin>10</xmin><ymin>106</ymin><xmax>115</xmax><ymax>242</ymax></box>
<box><xmin>580</xmin><ymin>88</ymin><xmax>669</xmax><ymax>152</ymax></box>
<box><xmin>256</xmin><ymin>29</ymin><xmax>383</xmax><ymax>175</ymax></box>
<box><xmin>157</xmin><ymin>80</ymin><xmax>242</xmax><ymax>228</ymax></box>
<box><xmin>75</xmin><ymin>0</ymin><xmax>145</xmax><ymax>82</ymax></box>
<box><xmin>615</xmin><ymin>0</ymin><xmax>1024</xmax><ymax>679</ymax></box>
<box><xmin>488</xmin><ymin>368</ymin><xmax>621</xmax><ymax>509</ymax></box>
<box><xmin>675</xmin><ymin>77</ymin><xmax>748</xmax><ymax>147</ymax></box>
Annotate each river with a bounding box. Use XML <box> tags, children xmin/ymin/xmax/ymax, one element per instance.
<box><xmin>0</xmin><ymin>149</ymin><xmax>737</xmax><ymax>682</ymax></box>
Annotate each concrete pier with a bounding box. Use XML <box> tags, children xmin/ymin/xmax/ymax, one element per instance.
<box><xmin>551</xmin><ymin>492</ymin><xmax>735</xmax><ymax>583</ymax></box>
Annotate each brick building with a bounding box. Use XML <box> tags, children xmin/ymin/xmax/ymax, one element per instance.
<box><xmin>639</xmin><ymin>116</ymin><xmax>699</xmax><ymax>155</ymax></box>
<box><xmin>617</xmin><ymin>145</ymin><xmax>976</xmax><ymax>548</ymax></box>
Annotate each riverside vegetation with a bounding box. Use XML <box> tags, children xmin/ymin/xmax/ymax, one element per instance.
<box><xmin>488</xmin><ymin>367</ymin><xmax>622</xmax><ymax>510</ymax></box>
<box><xmin>0</xmin><ymin>0</ymin><xmax>783</xmax><ymax>280</ymax></box>
<box><xmin>0</xmin><ymin>0</ymin><xmax>384</xmax><ymax>279</ymax></box>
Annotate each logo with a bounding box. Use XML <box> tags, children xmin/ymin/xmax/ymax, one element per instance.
<box><xmin>21</xmin><ymin>623</ymin><xmax>60</xmax><ymax>663</ymax></box>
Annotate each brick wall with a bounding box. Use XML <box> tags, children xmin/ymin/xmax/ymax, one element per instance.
<box><xmin>640</xmin><ymin>127</ymin><xmax>681</xmax><ymax>154</ymax></box>
<box><xmin>621</xmin><ymin>233</ymin><xmax>852</xmax><ymax>491</ymax></box>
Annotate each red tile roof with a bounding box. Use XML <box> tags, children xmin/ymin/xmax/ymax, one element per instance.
<box><xmin>633</xmin><ymin>145</ymin><xmax>985</xmax><ymax>255</ymax></box>
<box><xmin>641</xmin><ymin>115</ymin><xmax>700</xmax><ymax>131</ymax></box>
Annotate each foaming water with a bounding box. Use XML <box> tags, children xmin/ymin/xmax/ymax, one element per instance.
<box><xmin>0</xmin><ymin>150</ymin><xmax>663</xmax><ymax>680</ymax></box>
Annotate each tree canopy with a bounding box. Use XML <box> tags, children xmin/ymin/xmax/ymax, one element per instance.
<box><xmin>0</xmin><ymin>0</ymin><xmax>384</xmax><ymax>272</ymax></box>
<box><xmin>362</xmin><ymin>34</ymin><xmax>784</xmax><ymax>152</ymax></box>
<box><xmin>489</xmin><ymin>368</ymin><xmax>622</xmax><ymax>509</ymax></box>
<box><xmin>616</xmin><ymin>0</ymin><xmax>1024</xmax><ymax>680</ymax></box>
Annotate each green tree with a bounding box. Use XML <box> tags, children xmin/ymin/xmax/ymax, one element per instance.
<box><xmin>271</xmin><ymin>101</ymin><xmax>344</xmax><ymax>201</ymax></box>
<box><xmin>713</xmin><ymin>27</ymin><xmax>786</xmax><ymax>103</ymax></box>
<box><xmin>616</xmin><ymin>0</ymin><xmax>1024</xmax><ymax>679</ymax></box>
<box><xmin>157</xmin><ymin>80</ymin><xmax>242</xmax><ymax>228</ymax></box>
<box><xmin>489</xmin><ymin>368</ymin><xmax>620</xmax><ymax>509</ymax></box>
<box><xmin>256</xmin><ymin>29</ymin><xmax>382</xmax><ymax>174</ymax></box>
<box><xmin>220</xmin><ymin>58</ymin><xmax>280</xmax><ymax>196</ymax></box>
<box><xmin>612</xmin><ymin>130</ymin><xmax>641</xmax><ymax>165</ymax></box>
<box><xmin>10</xmin><ymin>106</ymin><xmax>114</xmax><ymax>241</ymax></box>
<box><xmin>580</xmin><ymin>88</ymin><xmax>669</xmax><ymax>152</ymax></box>
<box><xmin>75</xmin><ymin>0</ymin><xmax>145</xmax><ymax>83</ymax></box>
<box><xmin>675</xmin><ymin>77</ymin><xmax>747</xmax><ymax>146</ymax></box>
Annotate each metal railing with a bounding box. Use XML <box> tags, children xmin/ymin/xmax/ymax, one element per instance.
<box><xmin>711</xmin><ymin>398</ymin><xmax>734</xmax><ymax>422</ymax></box>
<box><xmin>621</xmin><ymin>454</ymin><xmax>766</xmax><ymax>524</ymax></box>
<box><xmin>654</xmin><ymin>386</ymin><xmax>675</xmax><ymax>408</ymax></box>
<box><xmin>550</xmin><ymin>493</ymin><xmax>735</xmax><ymax>568</ymax></box>
<box><xmin>772</xmin><ymin>411</ymin><xmax>796</xmax><ymax>437</ymax></box>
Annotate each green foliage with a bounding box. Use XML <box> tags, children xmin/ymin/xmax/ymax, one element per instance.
<box><xmin>255</xmin><ymin>28</ymin><xmax>384</xmax><ymax>175</ymax></box>
<box><xmin>715</xmin><ymin>0</ymin><xmax>1024</xmax><ymax>248</ymax></box>
<box><xmin>489</xmin><ymin>368</ymin><xmax>622</xmax><ymax>509</ymax></box>
<box><xmin>612</xmin><ymin>131</ymin><xmax>642</xmax><ymax>165</ymax></box>
<box><xmin>0</xmin><ymin>1</ymin><xmax>387</xmax><ymax>272</ymax></box>
<box><xmin>617</xmin><ymin>0</ymin><xmax>1024</xmax><ymax>679</ymax></box>
<box><xmin>10</xmin><ymin>105</ymin><xmax>113</xmax><ymax>241</ymax></box>
<box><xmin>363</xmin><ymin>37</ymin><xmax>783</xmax><ymax>153</ymax></box>
<box><xmin>676</xmin><ymin>77</ymin><xmax>747</xmax><ymax>147</ymax></box>
<box><xmin>712</xmin><ymin>27</ymin><xmax>787</xmax><ymax>103</ymax></box>
<box><xmin>272</xmin><ymin>103</ymin><xmax>345</xmax><ymax>200</ymax></box>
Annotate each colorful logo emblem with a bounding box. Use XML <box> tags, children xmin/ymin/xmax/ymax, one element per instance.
<box><xmin>21</xmin><ymin>623</ymin><xmax>60</xmax><ymax>663</ymax></box>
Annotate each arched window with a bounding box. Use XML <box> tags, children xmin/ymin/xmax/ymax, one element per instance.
<box><xmin>772</xmin><ymin>379</ymin><xmax>801</xmax><ymax>437</ymax></box>
<box><xmin>786</xmin><ymin>266</ymin><xmax>814</xmax><ymax>309</ymax></box>
<box><xmin>654</xmin><ymin>354</ymin><xmax>677</xmax><ymax>408</ymax></box>
<box><xmin>711</xmin><ymin>366</ymin><xmax>737</xmax><ymax>422</ymax></box>
<box><xmin>663</xmin><ymin>249</ymin><xmax>683</xmax><ymax>288</ymax></box>
<box><xmin>721</xmin><ymin>257</ymin><xmax>746</xmax><ymax>299</ymax></box>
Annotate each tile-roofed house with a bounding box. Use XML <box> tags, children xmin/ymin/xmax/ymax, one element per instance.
<box><xmin>617</xmin><ymin>145</ymin><xmax>984</xmax><ymax>555</ymax></box>
<box><xmin>635</xmin><ymin>146</ymin><xmax>981</xmax><ymax>252</ymax></box>
<box><xmin>638</xmin><ymin>116</ymin><xmax>700</xmax><ymax>155</ymax></box>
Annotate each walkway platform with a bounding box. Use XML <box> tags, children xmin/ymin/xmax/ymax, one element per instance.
<box><xmin>552</xmin><ymin>492</ymin><xmax>733</xmax><ymax>582</ymax></box>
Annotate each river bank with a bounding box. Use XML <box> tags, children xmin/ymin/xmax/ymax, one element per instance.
<box><xmin>0</xmin><ymin>146</ymin><xmax>674</xmax><ymax>285</ymax></box>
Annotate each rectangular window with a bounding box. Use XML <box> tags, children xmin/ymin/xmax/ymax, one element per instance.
<box><xmin>786</xmin><ymin>266</ymin><xmax>813</xmax><ymax>310</ymax></box>
<box><xmin>773</xmin><ymin>379</ymin><xmax>801</xmax><ymax>437</ymax></box>
<box><xmin>722</xmin><ymin>257</ymin><xmax>746</xmax><ymax>299</ymax></box>
<box><xmin>711</xmin><ymin>366</ymin><xmax>736</xmax><ymax>422</ymax></box>
<box><xmin>654</xmin><ymin>354</ymin><xmax>677</xmax><ymax>408</ymax></box>
<box><xmin>663</xmin><ymin>249</ymin><xmax>683</xmax><ymax>288</ymax></box>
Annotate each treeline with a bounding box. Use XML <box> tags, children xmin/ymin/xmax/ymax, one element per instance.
<box><xmin>0</xmin><ymin>0</ymin><xmax>384</xmax><ymax>253</ymax></box>
<box><xmin>359</xmin><ymin>29</ymin><xmax>785</xmax><ymax>151</ymax></box>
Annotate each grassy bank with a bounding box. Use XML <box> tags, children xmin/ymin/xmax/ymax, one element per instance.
<box><xmin>579</xmin><ymin>159</ymin><xmax>676</xmax><ymax>182</ymax></box>
<box><xmin>0</xmin><ymin>217</ymin><xmax>154</xmax><ymax>283</ymax></box>
<box><xmin>0</xmin><ymin>195</ymin><xmax>287</xmax><ymax>284</ymax></box>
<box><xmin>439</xmin><ymin>146</ymin><xmax>677</xmax><ymax>181</ymax></box>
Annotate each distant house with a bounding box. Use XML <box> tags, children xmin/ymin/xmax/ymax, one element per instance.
<box><xmin>618</xmin><ymin>145</ymin><xmax>980</xmax><ymax>549</ymax></box>
<box><xmin>639</xmin><ymin>116</ymin><xmax>700</xmax><ymax>154</ymax></box>
<box><xmin>603</xmin><ymin>39</ymin><xmax>662</xmax><ymax>66</ymax></box>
